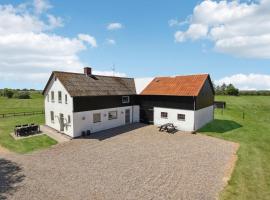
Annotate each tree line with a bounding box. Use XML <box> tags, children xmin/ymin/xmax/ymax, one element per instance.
<box><xmin>0</xmin><ymin>88</ymin><xmax>34</xmax><ymax>99</ymax></box>
<box><xmin>214</xmin><ymin>83</ymin><xmax>270</xmax><ymax>96</ymax></box>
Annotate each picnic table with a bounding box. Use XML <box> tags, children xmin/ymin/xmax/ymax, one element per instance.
<box><xmin>14</xmin><ymin>124</ymin><xmax>40</xmax><ymax>137</ymax></box>
<box><xmin>159</xmin><ymin>123</ymin><xmax>177</xmax><ymax>133</ymax></box>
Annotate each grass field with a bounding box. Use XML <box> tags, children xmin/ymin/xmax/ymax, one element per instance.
<box><xmin>0</xmin><ymin>92</ymin><xmax>43</xmax><ymax>114</ymax></box>
<box><xmin>0</xmin><ymin>93</ymin><xmax>57</xmax><ymax>153</ymax></box>
<box><xmin>200</xmin><ymin>96</ymin><xmax>270</xmax><ymax>200</ymax></box>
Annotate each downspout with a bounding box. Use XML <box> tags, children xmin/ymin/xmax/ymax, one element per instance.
<box><xmin>193</xmin><ymin>96</ymin><xmax>196</xmax><ymax>131</ymax></box>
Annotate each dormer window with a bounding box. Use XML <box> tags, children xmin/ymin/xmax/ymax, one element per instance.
<box><xmin>122</xmin><ymin>96</ymin><xmax>130</xmax><ymax>104</ymax></box>
<box><xmin>58</xmin><ymin>91</ymin><xmax>62</xmax><ymax>103</ymax></box>
<box><xmin>51</xmin><ymin>91</ymin><xmax>54</xmax><ymax>102</ymax></box>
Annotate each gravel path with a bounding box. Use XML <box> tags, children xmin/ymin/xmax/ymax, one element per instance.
<box><xmin>1</xmin><ymin>124</ymin><xmax>238</xmax><ymax>200</ymax></box>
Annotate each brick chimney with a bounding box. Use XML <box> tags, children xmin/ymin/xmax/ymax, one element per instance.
<box><xmin>84</xmin><ymin>67</ymin><xmax>92</xmax><ymax>76</ymax></box>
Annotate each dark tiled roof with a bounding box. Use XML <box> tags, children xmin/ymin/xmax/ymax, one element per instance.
<box><xmin>140</xmin><ymin>74</ymin><xmax>210</xmax><ymax>96</ymax></box>
<box><xmin>43</xmin><ymin>71</ymin><xmax>136</xmax><ymax>97</ymax></box>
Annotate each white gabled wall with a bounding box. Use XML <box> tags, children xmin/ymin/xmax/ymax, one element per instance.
<box><xmin>73</xmin><ymin>105</ymin><xmax>140</xmax><ymax>138</ymax></box>
<box><xmin>154</xmin><ymin>107</ymin><xmax>195</xmax><ymax>131</ymax></box>
<box><xmin>154</xmin><ymin>106</ymin><xmax>214</xmax><ymax>132</ymax></box>
<box><xmin>194</xmin><ymin>105</ymin><xmax>214</xmax><ymax>130</ymax></box>
<box><xmin>44</xmin><ymin>75</ymin><xmax>74</xmax><ymax>137</ymax></box>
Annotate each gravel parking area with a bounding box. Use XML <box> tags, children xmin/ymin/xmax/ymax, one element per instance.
<box><xmin>1</xmin><ymin>124</ymin><xmax>238</xmax><ymax>200</ymax></box>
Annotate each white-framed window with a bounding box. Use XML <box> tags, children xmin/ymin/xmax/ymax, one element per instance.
<box><xmin>68</xmin><ymin>115</ymin><xmax>71</xmax><ymax>123</ymax></box>
<box><xmin>93</xmin><ymin>113</ymin><xmax>101</xmax><ymax>123</ymax></box>
<box><xmin>65</xmin><ymin>94</ymin><xmax>68</xmax><ymax>104</ymax></box>
<box><xmin>50</xmin><ymin>111</ymin><xmax>54</xmax><ymax>123</ymax></box>
<box><xmin>161</xmin><ymin>112</ymin><xmax>168</xmax><ymax>119</ymax></box>
<box><xmin>108</xmin><ymin>111</ymin><xmax>117</xmax><ymax>120</ymax></box>
<box><xmin>58</xmin><ymin>91</ymin><xmax>62</xmax><ymax>103</ymax></box>
<box><xmin>122</xmin><ymin>96</ymin><xmax>130</xmax><ymax>104</ymax></box>
<box><xmin>177</xmin><ymin>114</ymin><xmax>185</xmax><ymax>121</ymax></box>
<box><xmin>51</xmin><ymin>91</ymin><xmax>54</xmax><ymax>102</ymax></box>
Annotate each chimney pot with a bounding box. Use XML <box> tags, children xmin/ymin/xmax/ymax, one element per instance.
<box><xmin>84</xmin><ymin>67</ymin><xmax>92</xmax><ymax>76</ymax></box>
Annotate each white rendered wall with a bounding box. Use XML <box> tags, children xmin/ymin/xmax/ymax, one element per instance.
<box><xmin>44</xmin><ymin>75</ymin><xmax>74</xmax><ymax>137</ymax></box>
<box><xmin>194</xmin><ymin>105</ymin><xmax>214</xmax><ymax>130</ymax></box>
<box><xmin>73</xmin><ymin>105</ymin><xmax>140</xmax><ymax>138</ymax></box>
<box><xmin>154</xmin><ymin>107</ymin><xmax>195</xmax><ymax>131</ymax></box>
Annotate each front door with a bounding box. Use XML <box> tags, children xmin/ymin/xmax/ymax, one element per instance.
<box><xmin>125</xmin><ymin>109</ymin><xmax>130</xmax><ymax>124</ymax></box>
<box><xmin>59</xmin><ymin>113</ymin><xmax>64</xmax><ymax>131</ymax></box>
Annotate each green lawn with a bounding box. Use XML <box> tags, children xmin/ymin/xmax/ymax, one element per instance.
<box><xmin>0</xmin><ymin>93</ymin><xmax>57</xmax><ymax>153</ymax></box>
<box><xmin>0</xmin><ymin>92</ymin><xmax>44</xmax><ymax>114</ymax></box>
<box><xmin>199</xmin><ymin>96</ymin><xmax>270</xmax><ymax>200</ymax></box>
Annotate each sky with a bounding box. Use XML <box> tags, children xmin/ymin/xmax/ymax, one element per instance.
<box><xmin>0</xmin><ymin>0</ymin><xmax>270</xmax><ymax>90</ymax></box>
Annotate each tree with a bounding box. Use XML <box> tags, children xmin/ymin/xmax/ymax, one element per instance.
<box><xmin>226</xmin><ymin>84</ymin><xmax>239</xmax><ymax>96</ymax></box>
<box><xmin>5</xmin><ymin>89</ymin><xmax>14</xmax><ymax>98</ymax></box>
<box><xmin>13</xmin><ymin>91</ymin><xmax>30</xmax><ymax>99</ymax></box>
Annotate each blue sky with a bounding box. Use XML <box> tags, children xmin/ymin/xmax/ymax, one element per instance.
<box><xmin>0</xmin><ymin>0</ymin><xmax>270</xmax><ymax>90</ymax></box>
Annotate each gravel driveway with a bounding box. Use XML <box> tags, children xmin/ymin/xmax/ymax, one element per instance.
<box><xmin>1</xmin><ymin>124</ymin><xmax>238</xmax><ymax>200</ymax></box>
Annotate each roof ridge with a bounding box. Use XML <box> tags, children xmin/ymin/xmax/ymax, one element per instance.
<box><xmin>53</xmin><ymin>71</ymin><xmax>134</xmax><ymax>79</ymax></box>
<box><xmin>155</xmin><ymin>74</ymin><xmax>209</xmax><ymax>79</ymax></box>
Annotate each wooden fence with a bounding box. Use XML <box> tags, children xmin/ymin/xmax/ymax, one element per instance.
<box><xmin>0</xmin><ymin>110</ymin><xmax>44</xmax><ymax>118</ymax></box>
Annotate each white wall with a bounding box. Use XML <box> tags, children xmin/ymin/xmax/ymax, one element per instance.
<box><xmin>44</xmin><ymin>75</ymin><xmax>74</xmax><ymax>137</ymax></box>
<box><xmin>154</xmin><ymin>107</ymin><xmax>195</xmax><ymax>131</ymax></box>
<box><xmin>194</xmin><ymin>105</ymin><xmax>214</xmax><ymax>130</ymax></box>
<box><xmin>73</xmin><ymin>105</ymin><xmax>140</xmax><ymax>138</ymax></box>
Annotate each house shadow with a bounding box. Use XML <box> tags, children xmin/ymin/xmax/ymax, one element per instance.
<box><xmin>0</xmin><ymin>158</ymin><xmax>25</xmax><ymax>200</ymax></box>
<box><xmin>80</xmin><ymin>123</ymin><xmax>148</xmax><ymax>141</ymax></box>
<box><xmin>199</xmin><ymin>119</ymin><xmax>242</xmax><ymax>133</ymax></box>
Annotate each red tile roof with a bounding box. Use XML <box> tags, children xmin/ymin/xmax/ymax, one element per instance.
<box><xmin>140</xmin><ymin>74</ymin><xmax>210</xmax><ymax>96</ymax></box>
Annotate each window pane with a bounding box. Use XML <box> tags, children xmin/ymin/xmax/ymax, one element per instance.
<box><xmin>161</xmin><ymin>112</ymin><xmax>168</xmax><ymax>118</ymax></box>
<box><xmin>108</xmin><ymin>111</ymin><xmax>117</xmax><ymax>120</ymax></box>
<box><xmin>58</xmin><ymin>91</ymin><xmax>62</xmax><ymax>103</ymax></box>
<box><xmin>51</xmin><ymin>91</ymin><xmax>54</xmax><ymax>101</ymax></box>
<box><xmin>177</xmin><ymin>114</ymin><xmax>185</xmax><ymax>121</ymax></box>
<box><xmin>50</xmin><ymin>111</ymin><xmax>54</xmax><ymax>122</ymax></box>
<box><xmin>122</xmin><ymin>96</ymin><xmax>130</xmax><ymax>103</ymax></box>
<box><xmin>93</xmin><ymin>113</ymin><xmax>101</xmax><ymax>123</ymax></box>
<box><xmin>65</xmin><ymin>94</ymin><xmax>68</xmax><ymax>104</ymax></box>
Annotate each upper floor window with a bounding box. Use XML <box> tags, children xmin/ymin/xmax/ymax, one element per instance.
<box><xmin>161</xmin><ymin>112</ymin><xmax>168</xmax><ymax>119</ymax></box>
<box><xmin>51</xmin><ymin>91</ymin><xmax>54</xmax><ymax>102</ymax></box>
<box><xmin>122</xmin><ymin>96</ymin><xmax>130</xmax><ymax>104</ymax></box>
<box><xmin>65</xmin><ymin>94</ymin><xmax>68</xmax><ymax>104</ymax></box>
<box><xmin>177</xmin><ymin>114</ymin><xmax>185</xmax><ymax>121</ymax></box>
<box><xmin>58</xmin><ymin>91</ymin><xmax>62</xmax><ymax>103</ymax></box>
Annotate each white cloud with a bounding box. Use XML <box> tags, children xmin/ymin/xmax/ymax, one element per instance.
<box><xmin>215</xmin><ymin>74</ymin><xmax>270</xmax><ymax>90</ymax></box>
<box><xmin>174</xmin><ymin>0</ymin><xmax>270</xmax><ymax>58</ymax></box>
<box><xmin>33</xmin><ymin>0</ymin><xmax>52</xmax><ymax>14</ymax></box>
<box><xmin>0</xmin><ymin>1</ymin><xmax>97</xmax><ymax>88</ymax></box>
<box><xmin>107</xmin><ymin>22</ymin><xmax>123</xmax><ymax>30</ymax></box>
<box><xmin>106</xmin><ymin>38</ymin><xmax>116</xmax><ymax>45</ymax></box>
<box><xmin>168</xmin><ymin>18</ymin><xmax>189</xmax><ymax>27</ymax></box>
<box><xmin>78</xmin><ymin>34</ymin><xmax>97</xmax><ymax>48</ymax></box>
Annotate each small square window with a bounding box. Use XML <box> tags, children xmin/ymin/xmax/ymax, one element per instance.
<box><xmin>122</xmin><ymin>96</ymin><xmax>130</xmax><ymax>104</ymax></box>
<box><xmin>93</xmin><ymin>113</ymin><xmax>101</xmax><ymax>123</ymax></box>
<box><xmin>108</xmin><ymin>111</ymin><xmax>117</xmax><ymax>120</ymax></box>
<box><xmin>161</xmin><ymin>112</ymin><xmax>168</xmax><ymax>119</ymax></box>
<box><xmin>177</xmin><ymin>114</ymin><xmax>185</xmax><ymax>121</ymax></box>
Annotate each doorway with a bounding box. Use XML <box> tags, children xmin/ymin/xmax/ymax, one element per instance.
<box><xmin>59</xmin><ymin>113</ymin><xmax>64</xmax><ymax>131</ymax></box>
<box><xmin>125</xmin><ymin>109</ymin><xmax>130</xmax><ymax>124</ymax></box>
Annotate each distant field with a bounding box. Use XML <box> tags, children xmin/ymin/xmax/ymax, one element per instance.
<box><xmin>200</xmin><ymin>96</ymin><xmax>270</xmax><ymax>200</ymax></box>
<box><xmin>0</xmin><ymin>92</ymin><xmax>44</xmax><ymax>114</ymax></box>
<box><xmin>0</xmin><ymin>93</ymin><xmax>56</xmax><ymax>153</ymax></box>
